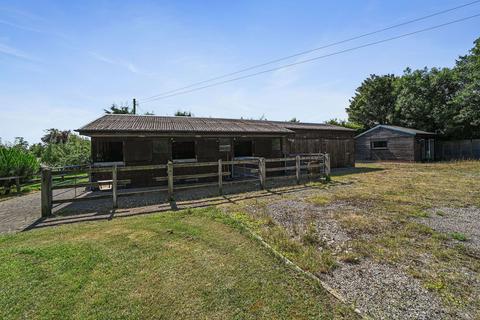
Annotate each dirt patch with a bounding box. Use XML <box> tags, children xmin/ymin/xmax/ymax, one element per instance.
<box><xmin>264</xmin><ymin>200</ymin><xmax>353</xmax><ymax>251</ymax></box>
<box><xmin>242</xmin><ymin>198</ymin><xmax>458</xmax><ymax>319</ymax></box>
<box><xmin>421</xmin><ymin>207</ymin><xmax>480</xmax><ymax>254</ymax></box>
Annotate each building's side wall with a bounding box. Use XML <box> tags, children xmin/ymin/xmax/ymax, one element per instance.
<box><xmin>91</xmin><ymin>135</ymin><xmax>285</xmax><ymax>187</ymax></box>
<box><xmin>90</xmin><ymin>130</ymin><xmax>354</xmax><ymax>187</ymax></box>
<box><xmin>355</xmin><ymin>128</ymin><xmax>415</xmax><ymax>161</ymax></box>
<box><xmin>284</xmin><ymin>130</ymin><xmax>355</xmax><ymax>168</ymax></box>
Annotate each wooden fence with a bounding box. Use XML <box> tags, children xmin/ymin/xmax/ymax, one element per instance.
<box><xmin>436</xmin><ymin>139</ymin><xmax>480</xmax><ymax>160</ymax></box>
<box><xmin>0</xmin><ymin>176</ymin><xmax>22</xmax><ymax>194</ymax></box>
<box><xmin>41</xmin><ymin>154</ymin><xmax>330</xmax><ymax>217</ymax></box>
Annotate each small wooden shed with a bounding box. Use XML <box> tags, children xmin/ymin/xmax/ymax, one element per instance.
<box><xmin>355</xmin><ymin>125</ymin><xmax>435</xmax><ymax>161</ymax></box>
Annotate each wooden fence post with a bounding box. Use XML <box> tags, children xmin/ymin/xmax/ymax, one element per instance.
<box><xmin>259</xmin><ymin>158</ymin><xmax>266</xmax><ymax>190</ymax></box>
<box><xmin>41</xmin><ymin>168</ymin><xmax>52</xmax><ymax>217</ymax></box>
<box><xmin>324</xmin><ymin>153</ymin><xmax>331</xmax><ymax>179</ymax></box>
<box><xmin>88</xmin><ymin>164</ymin><xmax>92</xmax><ymax>191</ymax></box>
<box><xmin>15</xmin><ymin>177</ymin><xmax>20</xmax><ymax>193</ymax></box>
<box><xmin>218</xmin><ymin>159</ymin><xmax>223</xmax><ymax>195</ymax></box>
<box><xmin>112</xmin><ymin>164</ymin><xmax>118</xmax><ymax>209</ymax></box>
<box><xmin>295</xmin><ymin>155</ymin><xmax>301</xmax><ymax>184</ymax></box>
<box><xmin>167</xmin><ymin>161</ymin><xmax>174</xmax><ymax>200</ymax></box>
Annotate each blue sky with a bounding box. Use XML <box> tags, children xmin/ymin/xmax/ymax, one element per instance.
<box><xmin>1</xmin><ymin>0</ymin><xmax>479</xmax><ymax>143</ymax></box>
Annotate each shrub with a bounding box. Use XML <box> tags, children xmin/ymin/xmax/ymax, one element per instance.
<box><xmin>0</xmin><ymin>145</ymin><xmax>39</xmax><ymax>178</ymax></box>
<box><xmin>41</xmin><ymin>134</ymin><xmax>91</xmax><ymax>167</ymax></box>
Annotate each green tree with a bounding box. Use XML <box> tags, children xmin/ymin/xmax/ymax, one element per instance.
<box><xmin>41</xmin><ymin>134</ymin><xmax>91</xmax><ymax>167</ymax></box>
<box><xmin>346</xmin><ymin>74</ymin><xmax>398</xmax><ymax>129</ymax></box>
<box><xmin>29</xmin><ymin>143</ymin><xmax>44</xmax><ymax>158</ymax></box>
<box><xmin>41</xmin><ymin>129</ymin><xmax>70</xmax><ymax>144</ymax></box>
<box><xmin>450</xmin><ymin>38</ymin><xmax>480</xmax><ymax>138</ymax></box>
<box><xmin>13</xmin><ymin>137</ymin><xmax>29</xmax><ymax>150</ymax></box>
<box><xmin>325</xmin><ymin>118</ymin><xmax>362</xmax><ymax>133</ymax></box>
<box><xmin>174</xmin><ymin>110</ymin><xmax>192</xmax><ymax>117</ymax></box>
<box><xmin>104</xmin><ymin>103</ymin><xmax>134</xmax><ymax>114</ymax></box>
<box><xmin>289</xmin><ymin>117</ymin><xmax>300</xmax><ymax>123</ymax></box>
<box><xmin>394</xmin><ymin>68</ymin><xmax>438</xmax><ymax>132</ymax></box>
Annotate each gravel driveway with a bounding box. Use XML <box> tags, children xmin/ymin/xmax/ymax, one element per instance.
<box><xmin>254</xmin><ymin>198</ymin><xmax>453</xmax><ymax>319</ymax></box>
<box><xmin>422</xmin><ymin>207</ymin><xmax>480</xmax><ymax>254</ymax></box>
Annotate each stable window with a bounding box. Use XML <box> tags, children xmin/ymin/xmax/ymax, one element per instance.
<box><xmin>219</xmin><ymin>138</ymin><xmax>231</xmax><ymax>152</ymax></box>
<box><xmin>371</xmin><ymin>140</ymin><xmax>388</xmax><ymax>149</ymax></box>
<box><xmin>234</xmin><ymin>140</ymin><xmax>253</xmax><ymax>157</ymax></box>
<box><xmin>153</xmin><ymin>140</ymin><xmax>169</xmax><ymax>155</ymax></box>
<box><xmin>96</xmin><ymin>141</ymin><xmax>123</xmax><ymax>162</ymax></box>
<box><xmin>172</xmin><ymin>141</ymin><xmax>196</xmax><ymax>160</ymax></box>
<box><xmin>272</xmin><ymin>138</ymin><xmax>281</xmax><ymax>151</ymax></box>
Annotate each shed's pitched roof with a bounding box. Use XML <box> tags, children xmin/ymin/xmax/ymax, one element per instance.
<box><xmin>77</xmin><ymin>114</ymin><xmax>352</xmax><ymax>135</ymax></box>
<box><xmin>355</xmin><ymin>124</ymin><xmax>435</xmax><ymax>138</ymax></box>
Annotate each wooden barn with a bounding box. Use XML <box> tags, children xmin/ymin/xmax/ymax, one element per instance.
<box><xmin>77</xmin><ymin>114</ymin><xmax>355</xmax><ymax>187</ymax></box>
<box><xmin>355</xmin><ymin>125</ymin><xmax>435</xmax><ymax>162</ymax></box>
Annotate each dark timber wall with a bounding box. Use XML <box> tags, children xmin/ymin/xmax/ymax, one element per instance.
<box><xmin>355</xmin><ymin>127</ymin><xmax>415</xmax><ymax>161</ymax></box>
<box><xmin>91</xmin><ymin>129</ymin><xmax>354</xmax><ymax>187</ymax></box>
<box><xmin>284</xmin><ymin>130</ymin><xmax>355</xmax><ymax>167</ymax></box>
<box><xmin>91</xmin><ymin>136</ymin><xmax>286</xmax><ymax>187</ymax></box>
<box><xmin>435</xmin><ymin>139</ymin><xmax>480</xmax><ymax>160</ymax></box>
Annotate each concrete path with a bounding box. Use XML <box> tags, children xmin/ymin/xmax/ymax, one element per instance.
<box><xmin>0</xmin><ymin>179</ymin><xmax>314</xmax><ymax>233</ymax></box>
<box><xmin>0</xmin><ymin>188</ymin><xmax>83</xmax><ymax>233</ymax></box>
<box><xmin>0</xmin><ymin>192</ymin><xmax>42</xmax><ymax>233</ymax></box>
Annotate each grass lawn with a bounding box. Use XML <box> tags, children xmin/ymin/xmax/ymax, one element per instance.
<box><xmin>0</xmin><ymin>208</ymin><xmax>355</xmax><ymax>319</ymax></box>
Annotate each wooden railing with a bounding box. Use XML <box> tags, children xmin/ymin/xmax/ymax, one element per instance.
<box><xmin>40</xmin><ymin>154</ymin><xmax>330</xmax><ymax>217</ymax></box>
<box><xmin>0</xmin><ymin>176</ymin><xmax>21</xmax><ymax>194</ymax></box>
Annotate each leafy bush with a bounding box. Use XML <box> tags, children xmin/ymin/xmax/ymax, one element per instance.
<box><xmin>41</xmin><ymin>134</ymin><xmax>91</xmax><ymax>167</ymax></box>
<box><xmin>0</xmin><ymin>146</ymin><xmax>39</xmax><ymax>178</ymax></box>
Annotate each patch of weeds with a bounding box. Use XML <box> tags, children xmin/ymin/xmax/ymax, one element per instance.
<box><xmin>317</xmin><ymin>249</ymin><xmax>338</xmax><ymax>273</ymax></box>
<box><xmin>436</xmin><ymin>210</ymin><xmax>446</xmax><ymax>217</ymax></box>
<box><xmin>450</xmin><ymin>232</ymin><xmax>467</xmax><ymax>242</ymax></box>
<box><xmin>425</xmin><ymin>277</ymin><xmax>446</xmax><ymax>291</ymax></box>
<box><xmin>265</xmin><ymin>226</ymin><xmax>303</xmax><ymax>255</ymax></box>
<box><xmin>263</xmin><ymin>215</ymin><xmax>276</xmax><ymax>228</ymax></box>
<box><xmin>259</xmin><ymin>223</ymin><xmax>338</xmax><ymax>274</ymax></box>
<box><xmin>432</xmin><ymin>232</ymin><xmax>449</xmax><ymax>241</ymax></box>
<box><xmin>302</xmin><ymin>248</ymin><xmax>337</xmax><ymax>274</ymax></box>
<box><xmin>410</xmin><ymin>209</ymin><xmax>429</xmax><ymax>218</ymax></box>
<box><xmin>405</xmin><ymin>222</ymin><xmax>433</xmax><ymax>236</ymax></box>
<box><xmin>406</xmin><ymin>266</ymin><xmax>424</xmax><ymax>279</ymax></box>
<box><xmin>301</xmin><ymin>223</ymin><xmax>322</xmax><ymax>247</ymax></box>
<box><xmin>338</xmin><ymin>251</ymin><xmax>362</xmax><ymax>264</ymax></box>
<box><xmin>347</xmin><ymin>240</ymin><xmax>374</xmax><ymax>259</ymax></box>
<box><xmin>337</xmin><ymin>212</ymin><xmax>378</xmax><ymax>234</ymax></box>
<box><xmin>453</xmin><ymin>243</ymin><xmax>468</xmax><ymax>255</ymax></box>
<box><xmin>309</xmin><ymin>194</ymin><xmax>331</xmax><ymax>206</ymax></box>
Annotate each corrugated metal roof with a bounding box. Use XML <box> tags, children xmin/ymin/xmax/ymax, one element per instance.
<box><xmin>355</xmin><ymin>124</ymin><xmax>435</xmax><ymax>138</ymax></box>
<box><xmin>76</xmin><ymin>114</ymin><xmax>291</xmax><ymax>134</ymax></box>
<box><xmin>77</xmin><ymin>115</ymin><xmax>353</xmax><ymax>135</ymax></box>
<box><xmin>77</xmin><ymin>114</ymin><xmax>352</xmax><ymax>135</ymax></box>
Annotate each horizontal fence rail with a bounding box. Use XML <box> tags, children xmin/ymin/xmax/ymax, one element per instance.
<box><xmin>40</xmin><ymin>154</ymin><xmax>330</xmax><ymax>217</ymax></box>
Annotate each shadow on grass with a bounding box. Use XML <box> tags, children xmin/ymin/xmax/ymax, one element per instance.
<box><xmin>331</xmin><ymin>166</ymin><xmax>384</xmax><ymax>177</ymax></box>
